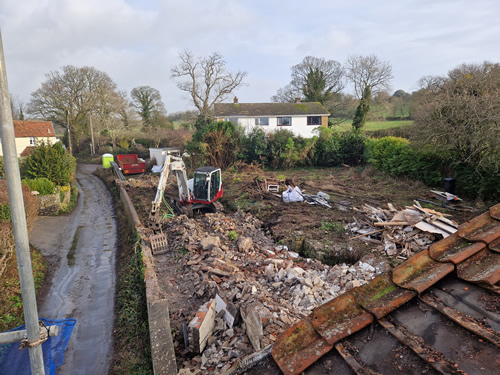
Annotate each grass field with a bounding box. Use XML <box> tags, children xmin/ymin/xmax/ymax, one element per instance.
<box><xmin>331</xmin><ymin>119</ymin><xmax>414</xmax><ymax>132</ymax></box>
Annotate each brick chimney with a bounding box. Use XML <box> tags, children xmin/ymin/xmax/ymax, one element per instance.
<box><xmin>234</xmin><ymin>96</ymin><xmax>238</xmax><ymax>104</ymax></box>
<box><xmin>295</xmin><ymin>97</ymin><xmax>301</xmax><ymax>103</ymax></box>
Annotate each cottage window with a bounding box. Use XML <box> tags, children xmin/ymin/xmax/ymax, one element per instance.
<box><xmin>277</xmin><ymin>117</ymin><xmax>292</xmax><ymax>126</ymax></box>
<box><xmin>255</xmin><ymin>117</ymin><xmax>269</xmax><ymax>126</ymax></box>
<box><xmin>307</xmin><ymin>116</ymin><xmax>321</xmax><ymax>125</ymax></box>
<box><xmin>29</xmin><ymin>137</ymin><xmax>36</xmax><ymax>146</ymax></box>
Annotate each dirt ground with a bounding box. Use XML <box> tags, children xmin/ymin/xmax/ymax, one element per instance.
<box><xmin>124</xmin><ymin>164</ymin><xmax>480</xmax><ymax>267</ymax></box>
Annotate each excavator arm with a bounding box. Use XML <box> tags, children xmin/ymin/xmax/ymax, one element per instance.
<box><xmin>149</xmin><ymin>154</ymin><xmax>193</xmax><ymax>230</ymax></box>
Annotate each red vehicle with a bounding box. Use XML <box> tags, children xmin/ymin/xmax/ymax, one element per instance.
<box><xmin>116</xmin><ymin>154</ymin><xmax>146</xmax><ymax>175</ymax></box>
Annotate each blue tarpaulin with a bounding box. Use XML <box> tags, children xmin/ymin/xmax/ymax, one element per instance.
<box><xmin>0</xmin><ymin>318</ymin><xmax>76</xmax><ymax>375</ymax></box>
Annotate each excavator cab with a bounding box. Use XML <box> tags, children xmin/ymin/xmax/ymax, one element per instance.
<box><xmin>192</xmin><ymin>167</ymin><xmax>222</xmax><ymax>203</ymax></box>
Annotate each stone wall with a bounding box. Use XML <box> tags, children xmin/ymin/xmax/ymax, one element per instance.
<box><xmin>37</xmin><ymin>193</ymin><xmax>60</xmax><ymax>215</ymax></box>
<box><xmin>36</xmin><ymin>188</ymin><xmax>71</xmax><ymax>216</ymax></box>
<box><xmin>118</xmin><ymin>182</ymin><xmax>177</xmax><ymax>374</ymax></box>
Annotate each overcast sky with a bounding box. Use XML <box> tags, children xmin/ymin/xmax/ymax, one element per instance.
<box><xmin>1</xmin><ymin>0</ymin><xmax>500</xmax><ymax>114</ymax></box>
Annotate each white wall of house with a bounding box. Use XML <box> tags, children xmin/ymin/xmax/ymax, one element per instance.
<box><xmin>0</xmin><ymin>136</ymin><xmax>59</xmax><ymax>157</ymax></box>
<box><xmin>227</xmin><ymin>116</ymin><xmax>323</xmax><ymax>138</ymax></box>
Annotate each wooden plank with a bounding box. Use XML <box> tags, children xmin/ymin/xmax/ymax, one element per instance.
<box><xmin>349</xmin><ymin>229</ymin><xmax>384</xmax><ymax>240</ymax></box>
<box><xmin>414</xmin><ymin>221</ymin><xmax>450</xmax><ymax>237</ymax></box>
<box><xmin>374</xmin><ymin>221</ymin><xmax>410</xmax><ymax>227</ymax></box>
<box><xmin>378</xmin><ymin>318</ymin><xmax>462</xmax><ymax>375</ymax></box>
<box><xmin>419</xmin><ymin>294</ymin><xmax>500</xmax><ymax>347</ymax></box>
<box><xmin>426</xmin><ymin>219</ymin><xmax>457</xmax><ymax>234</ymax></box>
<box><xmin>334</xmin><ymin>342</ymin><xmax>383</xmax><ymax>375</ymax></box>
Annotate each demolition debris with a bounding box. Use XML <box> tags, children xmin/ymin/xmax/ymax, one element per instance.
<box><xmin>154</xmin><ymin>211</ymin><xmax>390</xmax><ymax>373</ymax></box>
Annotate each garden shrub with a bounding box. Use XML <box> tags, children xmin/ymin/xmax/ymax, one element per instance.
<box><xmin>23</xmin><ymin>177</ymin><xmax>55</xmax><ymax>195</ymax></box>
<box><xmin>241</xmin><ymin>127</ymin><xmax>268</xmax><ymax>164</ymax></box>
<box><xmin>188</xmin><ymin>121</ymin><xmax>243</xmax><ymax>168</ymax></box>
<box><xmin>0</xmin><ymin>156</ymin><xmax>4</xmax><ymax>178</ymax></box>
<box><xmin>312</xmin><ymin>127</ymin><xmax>342</xmax><ymax>167</ymax></box>
<box><xmin>24</xmin><ymin>142</ymin><xmax>76</xmax><ymax>186</ymax></box>
<box><xmin>451</xmin><ymin>164</ymin><xmax>500</xmax><ymax>202</ymax></box>
<box><xmin>366</xmin><ymin>136</ymin><xmax>499</xmax><ymax>201</ymax></box>
<box><xmin>266</xmin><ymin>129</ymin><xmax>299</xmax><ymax>169</ymax></box>
<box><xmin>339</xmin><ymin>130</ymin><xmax>367</xmax><ymax>166</ymax></box>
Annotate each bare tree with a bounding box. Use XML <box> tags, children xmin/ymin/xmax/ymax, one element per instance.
<box><xmin>171</xmin><ymin>51</ymin><xmax>247</xmax><ymax>122</ymax></box>
<box><xmin>345</xmin><ymin>54</ymin><xmax>393</xmax><ymax>99</ymax></box>
<box><xmin>28</xmin><ymin>65</ymin><xmax>118</xmax><ymax>150</ymax></box>
<box><xmin>130</xmin><ymin>86</ymin><xmax>166</xmax><ymax>129</ymax></box>
<box><xmin>10</xmin><ymin>94</ymin><xmax>26</xmax><ymax>120</ymax></box>
<box><xmin>414</xmin><ymin>61</ymin><xmax>500</xmax><ymax>172</ymax></box>
<box><xmin>345</xmin><ymin>55</ymin><xmax>393</xmax><ymax>128</ymax></box>
<box><xmin>272</xmin><ymin>56</ymin><xmax>345</xmax><ymax>104</ymax></box>
<box><xmin>92</xmin><ymin>88</ymin><xmax>130</xmax><ymax>150</ymax></box>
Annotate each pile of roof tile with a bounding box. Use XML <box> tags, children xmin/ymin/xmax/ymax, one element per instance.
<box><xmin>348</xmin><ymin>201</ymin><xmax>459</xmax><ymax>259</ymax></box>
<box><xmin>272</xmin><ymin>203</ymin><xmax>500</xmax><ymax>375</ymax></box>
<box><xmin>156</xmin><ymin>210</ymin><xmax>389</xmax><ymax>373</ymax></box>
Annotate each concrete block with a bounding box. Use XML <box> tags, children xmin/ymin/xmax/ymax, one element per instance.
<box><xmin>188</xmin><ymin>299</ymin><xmax>216</xmax><ymax>353</ymax></box>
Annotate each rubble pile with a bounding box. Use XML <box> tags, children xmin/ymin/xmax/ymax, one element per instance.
<box><xmin>156</xmin><ymin>210</ymin><xmax>388</xmax><ymax>373</ymax></box>
<box><xmin>348</xmin><ymin>201</ymin><xmax>458</xmax><ymax>259</ymax></box>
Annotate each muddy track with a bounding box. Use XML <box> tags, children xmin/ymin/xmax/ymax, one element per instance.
<box><xmin>30</xmin><ymin>164</ymin><xmax>117</xmax><ymax>375</ymax></box>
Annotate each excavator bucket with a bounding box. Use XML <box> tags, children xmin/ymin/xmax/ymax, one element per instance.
<box><xmin>149</xmin><ymin>233</ymin><xmax>169</xmax><ymax>255</ymax></box>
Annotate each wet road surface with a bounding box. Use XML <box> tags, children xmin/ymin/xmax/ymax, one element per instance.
<box><xmin>29</xmin><ymin>164</ymin><xmax>117</xmax><ymax>374</ymax></box>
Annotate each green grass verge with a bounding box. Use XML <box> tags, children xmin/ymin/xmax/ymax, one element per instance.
<box><xmin>112</xmin><ymin>225</ymin><xmax>152</xmax><ymax>374</ymax></box>
<box><xmin>331</xmin><ymin>119</ymin><xmax>414</xmax><ymax>132</ymax></box>
<box><xmin>0</xmin><ymin>246</ymin><xmax>47</xmax><ymax>332</ymax></box>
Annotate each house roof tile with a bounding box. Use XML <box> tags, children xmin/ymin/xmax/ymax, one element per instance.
<box><xmin>271</xmin><ymin>319</ymin><xmax>332</xmax><ymax>375</ymax></box>
<box><xmin>13</xmin><ymin>120</ymin><xmax>55</xmax><ymax>138</ymax></box>
<box><xmin>272</xmin><ymin>203</ymin><xmax>500</xmax><ymax>374</ymax></box>
<box><xmin>429</xmin><ymin>232</ymin><xmax>485</xmax><ymax>264</ymax></box>
<box><xmin>456</xmin><ymin>248</ymin><xmax>500</xmax><ymax>286</ymax></box>
<box><xmin>213</xmin><ymin>102</ymin><xmax>330</xmax><ymax>117</ymax></box>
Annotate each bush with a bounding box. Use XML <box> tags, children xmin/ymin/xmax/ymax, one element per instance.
<box><xmin>339</xmin><ymin>130</ymin><xmax>367</xmax><ymax>165</ymax></box>
<box><xmin>452</xmin><ymin>164</ymin><xmax>500</xmax><ymax>202</ymax></box>
<box><xmin>23</xmin><ymin>178</ymin><xmax>55</xmax><ymax>195</ymax></box>
<box><xmin>366</xmin><ymin>137</ymin><xmax>444</xmax><ymax>186</ymax></box>
<box><xmin>188</xmin><ymin>121</ymin><xmax>243</xmax><ymax>168</ymax></box>
<box><xmin>312</xmin><ymin>127</ymin><xmax>342</xmax><ymax>167</ymax></box>
<box><xmin>23</xmin><ymin>142</ymin><xmax>76</xmax><ymax>186</ymax></box>
<box><xmin>366</xmin><ymin>136</ymin><xmax>410</xmax><ymax>170</ymax></box>
<box><xmin>241</xmin><ymin>127</ymin><xmax>268</xmax><ymax>164</ymax></box>
<box><xmin>266</xmin><ymin>129</ymin><xmax>299</xmax><ymax>169</ymax></box>
<box><xmin>366</xmin><ymin>125</ymin><xmax>414</xmax><ymax>139</ymax></box>
<box><xmin>0</xmin><ymin>156</ymin><xmax>4</xmax><ymax>178</ymax></box>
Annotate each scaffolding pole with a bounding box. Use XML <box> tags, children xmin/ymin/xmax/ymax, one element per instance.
<box><xmin>0</xmin><ymin>29</ymin><xmax>45</xmax><ymax>374</ymax></box>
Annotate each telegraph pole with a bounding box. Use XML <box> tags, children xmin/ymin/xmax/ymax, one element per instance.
<box><xmin>0</xmin><ymin>30</ymin><xmax>45</xmax><ymax>374</ymax></box>
<box><xmin>66</xmin><ymin>109</ymin><xmax>72</xmax><ymax>155</ymax></box>
<box><xmin>89</xmin><ymin>113</ymin><xmax>95</xmax><ymax>156</ymax></box>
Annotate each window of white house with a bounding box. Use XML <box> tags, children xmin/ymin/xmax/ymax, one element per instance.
<box><xmin>255</xmin><ymin>117</ymin><xmax>269</xmax><ymax>126</ymax></box>
<box><xmin>307</xmin><ymin>116</ymin><xmax>322</xmax><ymax>125</ymax></box>
<box><xmin>29</xmin><ymin>137</ymin><xmax>36</xmax><ymax>146</ymax></box>
<box><xmin>277</xmin><ymin>117</ymin><xmax>292</xmax><ymax>126</ymax></box>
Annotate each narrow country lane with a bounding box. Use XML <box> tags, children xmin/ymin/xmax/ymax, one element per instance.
<box><xmin>29</xmin><ymin>164</ymin><xmax>117</xmax><ymax>375</ymax></box>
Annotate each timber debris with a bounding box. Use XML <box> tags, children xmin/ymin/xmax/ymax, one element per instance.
<box><xmin>348</xmin><ymin>201</ymin><xmax>458</xmax><ymax>259</ymax></box>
